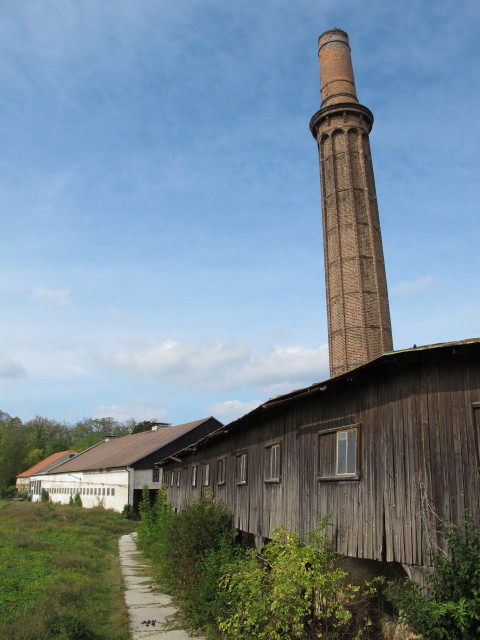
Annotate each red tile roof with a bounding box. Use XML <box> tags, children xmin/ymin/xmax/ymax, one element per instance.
<box><xmin>16</xmin><ymin>450</ymin><xmax>77</xmax><ymax>478</ymax></box>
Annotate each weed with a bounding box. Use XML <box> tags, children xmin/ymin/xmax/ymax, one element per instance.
<box><xmin>387</xmin><ymin>513</ymin><xmax>480</xmax><ymax>639</ymax></box>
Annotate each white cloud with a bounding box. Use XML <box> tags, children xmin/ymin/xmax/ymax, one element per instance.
<box><xmin>99</xmin><ymin>339</ymin><xmax>329</xmax><ymax>393</ymax></box>
<box><xmin>208</xmin><ymin>399</ymin><xmax>261</xmax><ymax>424</ymax></box>
<box><xmin>92</xmin><ymin>402</ymin><xmax>168</xmax><ymax>424</ymax></box>
<box><xmin>0</xmin><ymin>353</ymin><xmax>26</xmax><ymax>378</ymax></box>
<box><xmin>239</xmin><ymin>344</ymin><xmax>329</xmax><ymax>389</ymax></box>
<box><xmin>391</xmin><ymin>275</ymin><xmax>434</xmax><ymax>295</ymax></box>
<box><xmin>33</xmin><ymin>287</ymin><xmax>71</xmax><ymax>306</ymax></box>
<box><xmin>100</xmin><ymin>339</ymin><xmax>249</xmax><ymax>387</ymax></box>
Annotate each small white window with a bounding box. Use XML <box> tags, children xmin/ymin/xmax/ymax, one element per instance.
<box><xmin>336</xmin><ymin>429</ymin><xmax>357</xmax><ymax>475</ymax></box>
<box><xmin>217</xmin><ymin>458</ymin><xmax>225</xmax><ymax>485</ymax></box>
<box><xmin>265</xmin><ymin>443</ymin><xmax>281</xmax><ymax>482</ymax></box>
<box><xmin>236</xmin><ymin>453</ymin><xmax>247</xmax><ymax>484</ymax></box>
<box><xmin>203</xmin><ymin>464</ymin><xmax>210</xmax><ymax>486</ymax></box>
<box><xmin>318</xmin><ymin>424</ymin><xmax>360</xmax><ymax>480</ymax></box>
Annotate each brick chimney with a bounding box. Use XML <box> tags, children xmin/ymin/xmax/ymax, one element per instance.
<box><xmin>310</xmin><ymin>29</ymin><xmax>393</xmax><ymax>378</ymax></box>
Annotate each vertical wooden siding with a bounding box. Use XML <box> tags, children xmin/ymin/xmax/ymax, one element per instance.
<box><xmin>163</xmin><ymin>348</ymin><xmax>480</xmax><ymax>567</ymax></box>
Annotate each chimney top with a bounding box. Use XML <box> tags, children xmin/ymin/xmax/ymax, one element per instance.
<box><xmin>318</xmin><ymin>29</ymin><xmax>358</xmax><ymax>108</ymax></box>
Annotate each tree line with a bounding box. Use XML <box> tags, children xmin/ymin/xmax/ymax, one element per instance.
<box><xmin>0</xmin><ymin>410</ymin><xmax>162</xmax><ymax>492</ymax></box>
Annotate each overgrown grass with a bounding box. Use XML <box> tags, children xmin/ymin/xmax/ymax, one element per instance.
<box><xmin>0</xmin><ymin>500</ymin><xmax>136</xmax><ymax>640</ymax></box>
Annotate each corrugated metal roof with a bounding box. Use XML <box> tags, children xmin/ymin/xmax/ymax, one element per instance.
<box><xmin>17</xmin><ymin>450</ymin><xmax>77</xmax><ymax>478</ymax></box>
<box><xmin>47</xmin><ymin>418</ymin><xmax>215</xmax><ymax>473</ymax></box>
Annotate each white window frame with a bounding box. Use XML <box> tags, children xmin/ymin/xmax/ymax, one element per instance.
<box><xmin>236</xmin><ymin>452</ymin><xmax>247</xmax><ymax>485</ymax></box>
<box><xmin>265</xmin><ymin>442</ymin><xmax>281</xmax><ymax>483</ymax></box>
<box><xmin>217</xmin><ymin>457</ymin><xmax>226</xmax><ymax>485</ymax></box>
<box><xmin>192</xmin><ymin>465</ymin><xmax>198</xmax><ymax>487</ymax></box>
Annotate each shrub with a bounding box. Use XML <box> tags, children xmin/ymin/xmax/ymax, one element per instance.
<box><xmin>218</xmin><ymin>520</ymin><xmax>380</xmax><ymax>640</ymax></box>
<box><xmin>387</xmin><ymin>513</ymin><xmax>480</xmax><ymax>639</ymax></box>
<box><xmin>1</xmin><ymin>486</ymin><xmax>19</xmax><ymax>500</ymax></box>
<box><xmin>40</xmin><ymin>488</ymin><xmax>49</xmax><ymax>502</ymax></box>
<box><xmin>138</xmin><ymin>488</ymin><xmax>236</xmax><ymax>632</ymax></box>
<box><xmin>73</xmin><ymin>492</ymin><xmax>82</xmax><ymax>507</ymax></box>
<box><xmin>121</xmin><ymin>503</ymin><xmax>134</xmax><ymax>519</ymax></box>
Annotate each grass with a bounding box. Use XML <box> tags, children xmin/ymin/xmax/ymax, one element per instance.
<box><xmin>0</xmin><ymin>500</ymin><xmax>136</xmax><ymax>640</ymax></box>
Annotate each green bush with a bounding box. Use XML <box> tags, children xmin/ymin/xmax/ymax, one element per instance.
<box><xmin>217</xmin><ymin>520</ymin><xmax>380</xmax><ymax>640</ymax></box>
<box><xmin>1</xmin><ymin>486</ymin><xmax>19</xmax><ymax>500</ymax></box>
<box><xmin>40</xmin><ymin>488</ymin><xmax>49</xmax><ymax>502</ymax></box>
<box><xmin>138</xmin><ymin>487</ymin><xmax>236</xmax><ymax>632</ymax></box>
<box><xmin>387</xmin><ymin>513</ymin><xmax>480</xmax><ymax>639</ymax></box>
<box><xmin>121</xmin><ymin>503</ymin><xmax>134</xmax><ymax>519</ymax></box>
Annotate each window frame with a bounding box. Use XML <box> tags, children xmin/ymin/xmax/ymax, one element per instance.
<box><xmin>264</xmin><ymin>442</ymin><xmax>281</xmax><ymax>483</ymax></box>
<box><xmin>191</xmin><ymin>465</ymin><xmax>198</xmax><ymax>487</ymax></box>
<box><xmin>236</xmin><ymin>452</ymin><xmax>248</xmax><ymax>485</ymax></box>
<box><xmin>217</xmin><ymin>457</ymin><xmax>226</xmax><ymax>485</ymax></box>
<box><xmin>152</xmin><ymin>467</ymin><xmax>160</xmax><ymax>483</ymax></box>
<box><xmin>202</xmin><ymin>463</ymin><xmax>210</xmax><ymax>487</ymax></box>
<box><xmin>318</xmin><ymin>424</ymin><xmax>361</xmax><ymax>481</ymax></box>
<box><xmin>473</xmin><ymin>404</ymin><xmax>480</xmax><ymax>468</ymax></box>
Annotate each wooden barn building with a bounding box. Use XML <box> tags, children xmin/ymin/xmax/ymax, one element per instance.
<box><xmin>160</xmin><ymin>339</ymin><xmax>480</xmax><ymax>573</ymax></box>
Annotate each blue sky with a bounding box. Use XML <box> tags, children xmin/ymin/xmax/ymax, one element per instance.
<box><xmin>1</xmin><ymin>0</ymin><xmax>479</xmax><ymax>425</ymax></box>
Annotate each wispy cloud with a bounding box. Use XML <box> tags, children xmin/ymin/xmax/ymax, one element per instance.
<box><xmin>391</xmin><ymin>275</ymin><xmax>434</xmax><ymax>296</ymax></box>
<box><xmin>0</xmin><ymin>354</ymin><xmax>26</xmax><ymax>378</ymax></box>
<box><xmin>207</xmin><ymin>399</ymin><xmax>261</xmax><ymax>423</ymax></box>
<box><xmin>92</xmin><ymin>401</ymin><xmax>168</xmax><ymax>423</ymax></box>
<box><xmin>98</xmin><ymin>339</ymin><xmax>329</xmax><ymax>393</ymax></box>
<box><xmin>33</xmin><ymin>287</ymin><xmax>71</xmax><ymax>306</ymax></box>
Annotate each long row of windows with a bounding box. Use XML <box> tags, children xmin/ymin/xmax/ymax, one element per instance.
<box><xmin>47</xmin><ymin>486</ymin><xmax>116</xmax><ymax>496</ymax></box>
<box><xmin>163</xmin><ymin>425</ymin><xmax>359</xmax><ymax>488</ymax></box>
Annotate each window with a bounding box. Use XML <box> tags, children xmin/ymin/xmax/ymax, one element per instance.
<box><xmin>152</xmin><ymin>467</ymin><xmax>160</xmax><ymax>483</ymax></box>
<box><xmin>176</xmin><ymin>470</ymin><xmax>181</xmax><ymax>487</ymax></box>
<box><xmin>336</xmin><ymin>429</ymin><xmax>357</xmax><ymax>475</ymax></box>
<box><xmin>111</xmin><ymin>488</ymin><xmax>115</xmax><ymax>496</ymax></box>
<box><xmin>217</xmin><ymin>457</ymin><xmax>225</xmax><ymax>485</ymax></box>
<box><xmin>192</xmin><ymin>465</ymin><xmax>198</xmax><ymax>487</ymax></box>
<box><xmin>318</xmin><ymin>424</ymin><xmax>360</xmax><ymax>480</ymax></box>
<box><xmin>236</xmin><ymin>453</ymin><xmax>247</xmax><ymax>484</ymax></box>
<box><xmin>473</xmin><ymin>405</ymin><xmax>480</xmax><ymax>467</ymax></box>
<box><xmin>265</xmin><ymin>443</ymin><xmax>281</xmax><ymax>482</ymax></box>
<box><xmin>170</xmin><ymin>471</ymin><xmax>174</xmax><ymax>486</ymax></box>
<box><xmin>203</xmin><ymin>464</ymin><xmax>210</xmax><ymax>486</ymax></box>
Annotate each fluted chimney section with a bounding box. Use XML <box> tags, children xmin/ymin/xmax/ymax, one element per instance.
<box><xmin>310</xmin><ymin>29</ymin><xmax>393</xmax><ymax>378</ymax></box>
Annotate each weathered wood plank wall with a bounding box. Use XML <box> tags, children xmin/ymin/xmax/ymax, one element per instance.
<box><xmin>161</xmin><ymin>345</ymin><xmax>480</xmax><ymax>568</ymax></box>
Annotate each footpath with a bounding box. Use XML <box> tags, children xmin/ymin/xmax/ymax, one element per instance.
<box><xmin>119</xmin><ymin>533</ymin><xmax>203</xmax><ymax>640</ymax></box>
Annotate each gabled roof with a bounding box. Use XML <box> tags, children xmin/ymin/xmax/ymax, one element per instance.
<box><xmin>46</xmin><ymin>417</ymin><xmax>222</xmax><ymax>473</ymax></box>
<box><xmin>17</xmin><ymin>450</ymin><xmax>77</xmax><ymax>478</ymax></box>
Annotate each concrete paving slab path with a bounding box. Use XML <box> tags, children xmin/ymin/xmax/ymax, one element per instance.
<box><xmin>119</xmin><ymin>533</ymin><xmax>203</xmax><ymax>640</ymax></box>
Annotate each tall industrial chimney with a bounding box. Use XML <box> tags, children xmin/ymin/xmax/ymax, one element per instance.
<box><xmin>310</xmin><ymin>29</ymin><xmax>393</xmax><ymax>378</ymax></box>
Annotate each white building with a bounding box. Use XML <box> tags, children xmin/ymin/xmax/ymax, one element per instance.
<box><xmin>32</xmin><ymin>417</ymin><xmax>222</xmax><ymax>512</ymax></box>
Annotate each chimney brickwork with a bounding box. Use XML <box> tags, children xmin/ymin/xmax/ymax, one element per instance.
<box><xmin>310</xmin><ymin>29</ymin><xmax>393</xmax><ymax>378</ymax></box>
